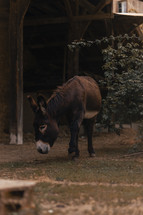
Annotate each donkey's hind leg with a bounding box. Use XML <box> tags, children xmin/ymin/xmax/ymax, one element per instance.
<box><xmin>83</xmin><ymin>117</ymin><xmax>96</xmax><ymax>157</ymax></box>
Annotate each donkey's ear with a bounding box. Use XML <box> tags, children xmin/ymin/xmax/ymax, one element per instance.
<box><xmin>37</xmin><ymin>95</ymin><xmax>47</xmax><ymax>114</ymax></box>
<box><xmin>27</xmin><ymin>95</ymin><xmax>39</xmax><ymax>113</ymax></box>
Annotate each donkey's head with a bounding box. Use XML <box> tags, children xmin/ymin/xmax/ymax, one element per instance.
<box><xmin>27</xmin><ymin>95</ymin><xmax>59</xmax><ymax>154</ymax></box>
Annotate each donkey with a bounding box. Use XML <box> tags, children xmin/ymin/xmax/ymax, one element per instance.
<box><xmin>27</xmin><ymin>76</ymin><xmax>101</xmax><ymax>159</ymax></box>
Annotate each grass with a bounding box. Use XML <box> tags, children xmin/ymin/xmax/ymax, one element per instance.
<box><xmin>1</xmin><ymin>158</ymin><xmax>143</xmax><ymax>184</ymax></box>
<box><xmin>1</xmin><ymin>138</ymin><xmax>143</xmax><ymax>214</ymax></box>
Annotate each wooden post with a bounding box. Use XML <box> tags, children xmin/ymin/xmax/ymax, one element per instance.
<box><xmin>9</xmin><ymin>0</ymin><xmax>30</xmax><ymax>144</ymax></box>
<box><xmin>0</xmin><ymin>3</ymin><xmax>10</xmax><ymax>136</ymax></box>
<box><xmin>9</xmin><ymin>0</ymin><xmax>20</xmax><ymax>144</ymax></box>
<box><xmin>67</xmin><ymin>21</ymin><xmax>79</xmax><ymax>78</ymax></box>
<box><xmin>67</xmin><ymin>43</ymin><xmax>79</xmax><ymax>78</ymax></box>
<box><xmin>65</xmin><ymin>0</ymin><xmax>80</xmax><ymax>79</ymax></box>
<box><xmin>66</xmin><ymin>0</ymin><xmax>113</xmax><ymax>79</ymax></box>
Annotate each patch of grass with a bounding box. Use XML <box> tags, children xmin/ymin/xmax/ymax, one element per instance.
<box><xmin>1</xmin><ymin>159</ymin><xmax>143</xmax><ymax>184</ymax></box>
<box><xmin>35</xmin><ymin>159</ymin><xmax>143</xmax><ymax>184</ymax></box>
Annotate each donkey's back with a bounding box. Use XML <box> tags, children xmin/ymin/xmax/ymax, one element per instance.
<box><xmin>64</xmin><ymin>76</ymin><xmax>101</xmax><ymax>119</ymax></box>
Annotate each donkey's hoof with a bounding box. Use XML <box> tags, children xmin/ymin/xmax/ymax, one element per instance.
<box><xmin>89</xmin><ymin>153</ymin><xmax>95</xmax><ymax>157</ymax></box>
<box><xmin>72</xmin><ymin>155</ymin><xmax>79</xmax><ymax>161</ymax></box>
<box><xmin>68</xmin><ymin>152</ymin><xmax>79</xmax><ymax>161</ymax></box>
<box><xmin>68</xmin><ymin>152</ymin><xmax>75</xmax><ymax>159</ymax></box>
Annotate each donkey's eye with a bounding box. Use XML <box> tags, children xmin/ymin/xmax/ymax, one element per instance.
<box><xmin>39</xmin><ymin>124</ymin><xmax>47</xmax><ymax>133</ymax></box>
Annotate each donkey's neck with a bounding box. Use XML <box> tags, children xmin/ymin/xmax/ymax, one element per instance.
<box><xmin>47</xmin><ymin>91</ymin><xmax>67</xmax><ymax>119</ymax></box>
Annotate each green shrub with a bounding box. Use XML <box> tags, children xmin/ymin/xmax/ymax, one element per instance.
<box><xmin>69</xmin><ymin>35</ymin><xmax>143</xmax><ymax>133</ymax></box>
<box><xmin>100</xmin><ymin>35</ymin><xmax>143</xmax><ymax>132</ymax></box>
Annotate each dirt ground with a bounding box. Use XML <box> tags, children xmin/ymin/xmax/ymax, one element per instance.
<box><xmin>0</xmin><ymin>127</ymin><xmax>137</xmax><ymax>163</ymax></box>
<box><xmin>1</xmin><ymin>128</ymin><xmax>143</xmax><ymax>215</ymax></box>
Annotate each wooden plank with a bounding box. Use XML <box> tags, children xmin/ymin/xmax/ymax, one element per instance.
<box><xmin>24</xmin><ymin>13</ymin><xmax>113</xmax><ymax>26</ymax></box>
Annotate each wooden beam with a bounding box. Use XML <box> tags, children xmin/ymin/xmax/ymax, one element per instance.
<box><xmin>79</xmin><ymin>0</ymin><xmax>97</xmax><ymax>13</ymax></box>
<box><xmin>94</xmin><ymin>0</ymin><xmax>112</xmax><ymax>13</ymax></box>
<box><xmin>19</xmin><ymin>0</ymin><xmax>31</xmax><ymax>25</ymax></box>
<box><xmin>65</xmin><ymin>0</ymin><xmax>112</xmax><ymax>79</ymax></box>
<box><xmin>63</xmin><ymin>0</ymin><xmax>73</xmax><ymax>19</ymax></box>
<box><xmin>29</xmin><ymin>41</ymin><xmax>66</xmax><ymax>49</ymax></box>
<box><xmin>24</xmin><ymin>13</ymin><xmax>113</xmax><ymax>26</ymax></box>
<box><xmin>75</xmin><ymin>0</ymin><xmax>79</xmax><ymax>16</ymax></box>
<box><xmin>9</xmin><ymin>0</ymin><xmax>31</xmax><ymax>145</ymax></box>
<box><xmin>74</xmin><ymin>13</ymin><xmax>113</xmax><ymax>21</ymax></box>
<box><xmin>24</xmin><ymin>16</ymin><xmax>68</xmax><ymax>25</ymax></box>
<box><xmin>79</xmin><ymin>0</ymin><xmax>112</xmax><ymax>39</ymax></box>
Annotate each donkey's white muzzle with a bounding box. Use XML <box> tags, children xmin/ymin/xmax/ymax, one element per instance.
<box><xmin>36</xmin><ymin>140</ymin><xmax>50</xmax><ymax>154</ymax></box>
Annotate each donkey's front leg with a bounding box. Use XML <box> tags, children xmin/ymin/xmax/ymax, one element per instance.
<box><xmin>68</xmin><ymin>109</ymin><xmax>84</xmax><ymax>159</ymax></box>
<box><xmin>68</xmin><ymin>120</ymin><xmax>80</xmax><ymax>159</ymax></box>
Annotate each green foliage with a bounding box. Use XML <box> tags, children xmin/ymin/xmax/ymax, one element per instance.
<box><xmin>69</xmin><ymin>34</ymin><xmax>143</xmax><ymax>132</ymax></box>
<box><xmin>68</xmin><ymin>34</ymin><xmax>141</xmax><ymax>51</ymax></box>
<box><xmin>100</xmin><ymin>35</ymin><xmax>143</xmax><ymax>132</ymax></box>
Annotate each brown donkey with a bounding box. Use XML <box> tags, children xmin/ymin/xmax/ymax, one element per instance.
<box><xmin>28</xmin><ymin>76</ymin><xmax>101</xmax><ymax>159</ymax></box>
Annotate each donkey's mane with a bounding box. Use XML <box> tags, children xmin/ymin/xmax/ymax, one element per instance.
<box><xmin>46</xmin><ymin>77</ymin><xmax>77</xmax><ymax>116</ymax></box>
<box><xmin>46</xmin><ymin>84</ymin><xmax>66</xmax><ymax>116</ymax></box>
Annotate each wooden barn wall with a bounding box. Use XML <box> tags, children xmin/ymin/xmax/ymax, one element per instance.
<box><xmin>128</xmin><ymin>0</ymin><xmax>143</xmax><ymax>12</ymax></box>
<box><xmin>112</xmin><ymin>0</ymin><xmax>118</xmax><ymax>12</ymax></box>
<box><xmin>0</xmin><ymin>0</ymin><xmax>10</xmax><ymax>135</ymax></box>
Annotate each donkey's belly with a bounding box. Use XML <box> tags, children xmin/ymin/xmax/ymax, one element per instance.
<box><xmin>84</xmin><ymin>110</ymin><xmax>99</xmax><ymax>119</ymax></box>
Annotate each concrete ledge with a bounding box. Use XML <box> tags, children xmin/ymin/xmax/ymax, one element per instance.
<box><xmin>0</xmin><ymin>179</ymin><xmax>36</xmax><ymax>215</ymax></box>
